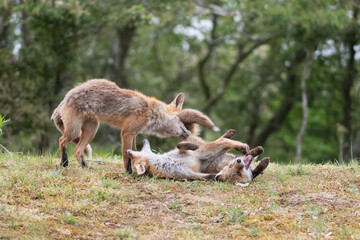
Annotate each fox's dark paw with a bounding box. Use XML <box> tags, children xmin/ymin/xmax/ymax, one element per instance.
<box><xmin>235</xmin><ymin>144</ymin><xmax>250</xmax><ymax>154</ymax></box>
<box><xmin>247</xmin><ymin>146</ymin><xmax>264</xmax><ymax>157</ymax></box>
<box><xmin>223</xmin><ymin>129</ymin><xmax>236</xmax><ymax>139</ymax></box>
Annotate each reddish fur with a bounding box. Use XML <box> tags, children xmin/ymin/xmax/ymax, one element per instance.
<box><xmin>52</xmin><ymin>79</ymin><xmax>191</xmax><ymax>171</ymax></box>
<box><xmin>129</xmin><ymin>130</ymin><xmax>253</xmax><ymax>182</ymax></box>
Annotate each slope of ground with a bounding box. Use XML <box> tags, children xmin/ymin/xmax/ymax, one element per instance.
<box><xmin>0</xmin><ymin>153</ymin><xmax>359</xmax><ymax>239</ymax></box>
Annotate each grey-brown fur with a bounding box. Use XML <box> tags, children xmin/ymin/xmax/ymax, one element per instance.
<box><xmin>128</xmin><ymin>129</ymin><xmax>270</xmax><ymax>185</ymax></box>
<box><xmin>128</xmin><ymin>131</ymin><xmax>250</xmax><ymax>180</ymax></box>
<box><xmin>203</xmin><ymin>130</ymin><xmax>269</xmax><ymax>184</ymax></box>
<box><xmin>52</xmin><ymin>79</ymin><xmax>193</xmax><ymax>172</ymax></box>
<box><xmin>128</xmin><ymin>139</ymin><xmax>217</xmax><ymax>180</ymax></box>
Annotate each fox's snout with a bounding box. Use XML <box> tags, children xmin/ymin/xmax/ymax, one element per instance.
<box><xmin>179</xmin><ymin>126</ymin><xmax>191</xmax><ymax>139</ymax></box>
<box><xmin>235</xmin><ymin>158</ymin><xmax>245</xmax><ymax>169</ymax></box>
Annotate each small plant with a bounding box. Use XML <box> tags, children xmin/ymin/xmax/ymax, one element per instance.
<box><xmin>0</xmin><ymin>115</ymin><xmax>9</xmax><ymax>135</ymax></box>
<box><xmin>167</xmin><ymin>200</ymin><xmax>185</xmax><ymax>211</ymax></box>
<box><xmin>269</xmin><ymin>199</ymin><xmax>278</xmax><ymax>213</ymax></box>
<box><xmin>288</xmin><ymin>164</ymin><xmax>307</xmax><ymax>176</ymax></box>
<box><xmin>266</xmin><ymin>187</ymin><xmax>278</xmax><ymax>196</ymax></box>
<box><xmin>114</xmin><ymin>228</ymin><xmax>139</xmax><ymax>239</ymax></box>
<box><xmin>61</xmin><ymin>210</ymin><xmax>78</xmax><ymax>225</ymax></box>
<box><xmin>0</xmin><ymin>115</ymin><xmax>11</xmax><ymax>156</ymax></box>
<box><xmin>102</xmin><ymin>178</ymin><xmax>120</xmax><ymax>189</ymax></box>
<box><xmin>339</xmin><ymin>226</ymin><xmax>350</xmax><ymax>239</ymax></box>
<box><xmin>275</xmin><ymin>171</ymin><xmax>289</xmax><ymax>183</ymax></box>
<box><xmin>306</xmin><ymin>205</ymin><xmax>321</xmax><ymax>220</ymax></box>
<box><xmin>248</xmin><ymin>226</ymin><xmax>261</xmax><ymax>237</ymax></box>
<box><xmin>316</xmin><ymin>215</ymin><xmax>325</xmax><ymax>236</ymax></box>
<box><xmin>95</xmin><ymin>191</ymin><xmax>106</xmax><ymax>202</ymax></box>
<box><xmin>227</xmin><ymin>207</ymin><xmax>248</xmax><ymax>224</ymax></box>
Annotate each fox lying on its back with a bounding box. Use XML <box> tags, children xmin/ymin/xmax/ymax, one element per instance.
<box><xmin>51</xmin><ymin>79</ymin><xmax>219</xmax><ymax>173</ymax></box>
<box><xmin>128</xmin><ymin>139</ymin><xmax>217</xmax><ymax>180</ymax></box>
<box><xmin>128</xmin><ymin>129</ymin><xmax>270</xmax><ymax>185</ymax></box>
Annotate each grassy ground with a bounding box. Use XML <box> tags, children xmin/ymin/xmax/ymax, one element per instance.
<box><xmin>0</xmin><ymin>152</ymin><xmax>359</xmax><ymax>239</ymax></box>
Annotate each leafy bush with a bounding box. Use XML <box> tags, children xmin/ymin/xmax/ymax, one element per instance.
<box><xmin>0</xmin><ymin>115</ymin><xmax>9</xmax><ymax>136</ymax></box>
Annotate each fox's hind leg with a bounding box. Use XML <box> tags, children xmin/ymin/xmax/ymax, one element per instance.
<box><xmin>59</xmin><ymin>135</ymin><xmax>70</xmax><ymax>167</ymax></box>
<box><xmin>74</xmin><ymin>119</ymin><xmax>99</xmax><ymax>168</ymax></box>
<box><xmin>216</xmin><ymin>138</ymin><xmax>250</xmax><ymax>154</ymax></box>
<box><xmin>73</xmin><ymin>138</ymin><xmax>92</xmax><ymax>160</ymax></box>
<box><xmin>220</xmin><ymin>129</ymin><xmax>236</xmax><ymax>139</ymax></box>
<box><xmin>84</xmin><ymin>144</ymin><xmax>92</xmax><ymax>160</ymax></box>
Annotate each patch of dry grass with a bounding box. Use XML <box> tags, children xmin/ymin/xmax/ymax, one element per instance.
<box><xmin>0</xmin><ymin>153</ymin><xmax>359</xmax><ymax>239</ymax></box>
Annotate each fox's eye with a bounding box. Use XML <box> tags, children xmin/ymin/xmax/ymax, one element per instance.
<box><xmin>229</xmin><ymin>164</ymin><xmax>233</xmax><ymax>168</ymax></box>
<box><xmin>237</xmin><ymin>172</ymin><xmax>241</xmax><ymax>176</ymax></box>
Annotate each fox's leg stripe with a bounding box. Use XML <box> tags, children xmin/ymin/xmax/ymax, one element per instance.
<box><xmin>80</xmin><ymin>155</ymin><xmax>87</xmax><ymax>168</ymax></box>
<box><xmin>60</xmin><ymin>146</ymin><xmax>68</xmax><ymax>167</ymax></box>
<box><xmin>127</xmin><ymin>158</ymin><xmax>133</xmax><ymax>174</ymax></box>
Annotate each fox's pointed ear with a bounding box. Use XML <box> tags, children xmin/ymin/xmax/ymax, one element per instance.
<box><xmin>252</xmin><ymin>157</ymin><xmax>270</xmax><ymax>180</ymax></box>
<box><xmin>170</xmin><ymin>92</ymin><xmax>185</xmax><ymax>110</ymax></box>
<box><xmin>141</xmin><ymin>139</ymin><xmax>151</xmax><ymax>152</ymax></box>
<box><xmin>135</xmin><ymin>162</ymin><xmax>146</xmax><ymax>175</ymax></box>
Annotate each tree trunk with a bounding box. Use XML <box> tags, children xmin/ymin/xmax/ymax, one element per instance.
<box><xmin>252</xmin><ymin>50</ymin><xmax>306</xmax><ymax>147</ymax></box>
<box><xmin>0</xmin><ymin>6</ymin><xmax>11</xmax><ymax>47</ymax></box>
<box><xmin>295</xmin><ymin>48</ymin><xmax>313</xmax><ymax>164</ymax></box>
<box><xmin>107</xmin><ymin>24</ymin><xmax>136</xmax><ymax>88</ymax></box>
<box><xmin>197</xmin><ymin>14</ymin><xmax>218</xmax><ymax>101</ymax></box>
<box><xmin>343</xmin><ymin>4</ymin><xmax>358</xmax><ymax>162</ymax></box>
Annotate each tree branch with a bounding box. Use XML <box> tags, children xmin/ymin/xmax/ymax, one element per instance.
<box><xmin>201</xmin><ymin>37</ymin><xmax>271</xmax><ymax>113</ymax></box>
<box><xmin>197</xmin><ymin>13</ymin><xmax>220</xmax><ymax>100</ymax></box>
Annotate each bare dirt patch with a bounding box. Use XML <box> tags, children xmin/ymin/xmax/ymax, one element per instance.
<box><xmin>279</xmin><ymin>191</ymin><xmax>360</xmax><ymax>209</ymax></box>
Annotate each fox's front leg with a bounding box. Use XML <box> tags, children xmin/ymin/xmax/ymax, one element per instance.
<box><xmin>132</xmin><ymin>135</ymin><xmax>137</xmax><ymax>151</ymax></box>
<box><xmin>121</xmin><ymin>131</ymin><xmax>135</xmax><ymax>174</ymax></box>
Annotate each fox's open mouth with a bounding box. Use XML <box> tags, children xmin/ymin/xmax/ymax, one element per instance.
<box><xmin>244</xmin><ymin>155</ymin><xmax>253</xmax><ymax>170</ymax></box>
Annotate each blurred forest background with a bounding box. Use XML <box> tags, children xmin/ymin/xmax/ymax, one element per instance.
<box><xmin>0</xmin><ymin>0</ymin><xmax>359</xmax><ymax>164</ymax></box>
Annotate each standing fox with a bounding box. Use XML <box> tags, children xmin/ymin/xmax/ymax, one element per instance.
<box><xmin>51</xmin><ymin>79</ymin><xmax>219</xmax><ymax>173</ymax></box>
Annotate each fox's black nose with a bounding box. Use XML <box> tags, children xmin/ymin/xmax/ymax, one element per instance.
<box><xmin>181</xmin><ymin>132</ymin><xmax>189</xmax><ymax>139</ymax></box>
<box><xmin>180</xmin><ymin>128</ymin><xmax>191</xmax><ymax>139</ymax></box>
<box><xmin>236</xmin><ymin>158</ymin><xmax>242</xmax><ymax>163</ymax></box>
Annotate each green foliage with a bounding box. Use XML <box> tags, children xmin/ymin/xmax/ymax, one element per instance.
<box><xmin>114</xmin><ymin>228</ymin><xmax>139</xmax><ymax>239</ymax></box>
<box><xmin>167</xmin><ymin>200</ymin><xmax>185</xmax><ymax>211</ymax></box>
<box><xmin>0</xmin><ymin>115</ymin><xmax>9</xmax><ymax>136</ymax></box>
<box><xmin>226</xmin><ymin>207</ymin><xmax>248</xmax><ymax>224</ymax></box>
<box><xmin>248</xmin><ymin>226</ymin><xmax>261</xmax><ymax>237</ymax></box>
<box><xmin>0</xmin><ymin>0</ymin><xmax>359</xmax><ymax>163</ymax></box>
<box><xmin>61</xmin><ymin>210</ymin><xmax>78</xmax><ymax>225</ymax></box>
